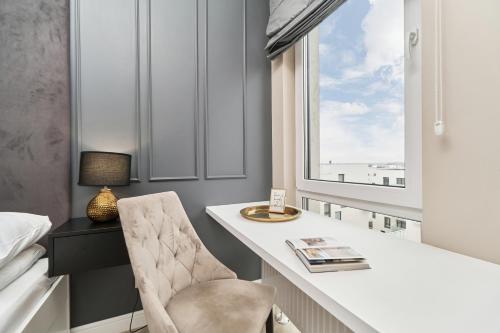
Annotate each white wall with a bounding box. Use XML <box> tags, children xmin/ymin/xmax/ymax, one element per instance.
<box><xmin>421</xmin><ymin>0</ymin><xmax>500</xmax><ymax>264</ymax></box>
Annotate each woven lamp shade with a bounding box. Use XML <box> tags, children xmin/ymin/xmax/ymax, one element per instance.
<box><xmin>78</xmin><ymin>151</ymin><xmax>131</xmax><ymax>186</ymax></box>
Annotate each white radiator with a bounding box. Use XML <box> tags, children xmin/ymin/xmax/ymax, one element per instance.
<box><xmin>262</xmin><ymin>261</ymin><xmax>353</xmax><ymax>333</ymax></box>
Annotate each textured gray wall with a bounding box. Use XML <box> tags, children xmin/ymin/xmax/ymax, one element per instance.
<box><xmin>0</xmin><ymin>0</ymin><xmax>70</xmax><ymax>239</ymax></box>
<box><xmin>70</xmin><ymin>0</ymin><xmax>271</xmax><ymax>327</ymax></box>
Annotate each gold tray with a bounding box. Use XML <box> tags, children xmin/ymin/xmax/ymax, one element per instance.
<box><xmin>240</xmin><ymin>205</ymin><xmax>301</xmax><ymax>223</ymax></box>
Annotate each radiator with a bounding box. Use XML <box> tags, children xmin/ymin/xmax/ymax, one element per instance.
<box><xmin>262</xmin><ymin>261</ymin><xmax>353</xmax><ymax>333</ymax></box>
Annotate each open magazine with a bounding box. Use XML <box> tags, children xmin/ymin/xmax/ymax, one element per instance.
<box><xmin>286</xmin><ymin>237</ymin><xmax>370</xmax><ymax>273</ymax></box>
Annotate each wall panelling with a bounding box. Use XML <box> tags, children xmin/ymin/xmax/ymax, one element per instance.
<box><xmin>70</xmin><ymin>0</ymin><xmax>270</xmax><ymax>327</ymax></box>
<box><xmin>205</xmin><ymin>0</ymin><xmax>247</xmax><ymax>179</ymax></box>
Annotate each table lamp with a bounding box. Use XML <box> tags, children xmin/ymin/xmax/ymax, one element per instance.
<box><xmin>78</xmin><ymin>151</ymin><xmax>131</xmax><ymax>222</ymax></box>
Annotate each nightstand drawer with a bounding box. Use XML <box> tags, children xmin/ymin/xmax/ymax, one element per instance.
<box><xmin>49</xmin><ymin>228</ymin><xmax>130</xmax><ymax>277</ymax></box>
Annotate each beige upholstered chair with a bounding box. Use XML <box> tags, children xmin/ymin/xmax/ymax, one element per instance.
<box><xmin>118</xmin><ymin>191</ymin><xmax>276</xmax><ymax>333</ymax></box>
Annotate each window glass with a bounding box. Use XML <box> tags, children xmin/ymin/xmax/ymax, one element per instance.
<box><xmin>303</xmin><ymin>197</ymin><xmax>421</xmax><ymax>242</ymax></box>
<box><xmin>306</xmin><ymin>0</ymin><xmax>405</xmax><ymax>187</ymax></box>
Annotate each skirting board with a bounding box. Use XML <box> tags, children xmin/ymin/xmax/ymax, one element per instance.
<box><xmin>71</xmin><ymin>310</ymin><xmax>146</xmax><ymax>333</ymax></box>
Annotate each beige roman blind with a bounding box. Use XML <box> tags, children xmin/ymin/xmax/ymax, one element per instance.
<box><xmin>266</xmin><ymin>0</ymin><xmax>346</xmax><ymax>59</ymax></box>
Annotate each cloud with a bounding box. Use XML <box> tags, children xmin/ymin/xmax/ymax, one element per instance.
<box><xmin>320</xmin><ymin>100</ymin><xmax>370</xmax><ymax>117</ymax></box>
<box><xmin>319</xmin><ymin>110</ymin><xmax>404</xmax><ymax>163</ymax></box>
<box><xmin>340</xmin><ymin>50</ymin><xmax>356</xmax><ymax>65</ymax></box>
<box><xmin>318</xmin><ymin>98</ymin><xmax>404</xmax><ymax>163</ymax></box>
<box><xmin>319</xmin><ymin>75</ymin><xmax>338</xmax><ymax>90</ymax></box>
<box><xmin>318</xmin><ymin>43</ymin><xmax>330</xmax><ymax>56</ymax></box>
<box><xmin>320</xmin><ymin>16</ymin><xmax>337</xmax><ymax>36</ymax></box>
<box><xmin>362</xmin><ymin>0</ymin><xmax>404</xmax><ymax>73</ymax></box>
<box><xmin>320</xmin><ymin>99</ymin><xmax>402</xmax><ymax>117</ymax></box>
<box><xmin>313</xmin><ymin>0</ymin><xmax>406</xmax><ymax>164</ymax></box>
<box><xmin>339</xmin><ymin>0</ymin><xmax>404</xmax><ymax>82</ymax></box>
<box><xmin>372</xmin><ymin>100</ymin><xmax>403</xmax><ymax>114</ymax></box>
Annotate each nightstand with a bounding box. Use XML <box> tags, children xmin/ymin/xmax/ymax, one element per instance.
<box><xmin>48</xmin><ymin>217</ymin><xmax>130</xmax><ymax>277</ymax></box>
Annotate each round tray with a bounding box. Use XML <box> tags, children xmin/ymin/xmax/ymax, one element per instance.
<box><xmin>240</xmin><ymin>205</ymin><xmax>301</xmax><ymax>223</ymax></box>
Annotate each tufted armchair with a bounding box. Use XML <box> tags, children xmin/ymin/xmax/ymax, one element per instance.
<box><xmin>118</xmin><ymin>191</ymin><xmax>276</xmax><ymax>333</ymax></box>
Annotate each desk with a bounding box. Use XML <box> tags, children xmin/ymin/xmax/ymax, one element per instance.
<box><xmin>207</xmin><ymin>202</ymin><xmax>500</xmax><ymax>333</ymax></box>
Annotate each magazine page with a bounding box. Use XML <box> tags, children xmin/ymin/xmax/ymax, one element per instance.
<box><xmin>286</xmin><ymin>237</ymin><xmax>340</xmax><ymax>250</ymax></box>
<box><xmin>298</xmin><ymin>246</ymin><xmax>365</xmax><ymax>262</ymax></box>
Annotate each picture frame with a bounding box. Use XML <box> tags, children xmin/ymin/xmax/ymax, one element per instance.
<box><xmin>269</xmin><ymin>188</ymin><xmax>287</xmax><ymax>213</ymax></box>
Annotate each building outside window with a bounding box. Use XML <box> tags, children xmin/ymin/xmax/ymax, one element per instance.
<box><xmin>397</xmin><ymin>178</ymin><xmax>405</xmax><ymax>186</ymax></box>
<box><xmin>302</xmin><ymin>198</ymin><xmax>421</xmax><ymax>242</ymax></box>
<box><xmin>338</xmin><ymin>174</ymin><xmax>345</xmax><ymax>182</ymax></box>
<box><xmin>384</xmin><ymin>217</ymin><xmax>391</xmax><ymax>229</ymax></box>
<box><xmin>397</xmin><ymin>219</ymin><xmax>406</xmax><ymax>229</ymax></box>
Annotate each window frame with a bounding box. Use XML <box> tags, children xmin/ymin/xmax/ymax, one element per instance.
<box><xmin>295</xmin><ymin>0</ymin><xmax>422</xmax><ymax>221</ymax></box>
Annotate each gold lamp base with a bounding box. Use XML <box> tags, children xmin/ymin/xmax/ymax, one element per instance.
<box><xmin>87</xmin><ymin>187</ymin><xmax>119</xmax><ymax>222</ymax></box>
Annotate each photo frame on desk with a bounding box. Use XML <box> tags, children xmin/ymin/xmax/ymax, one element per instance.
<box><xmin>269</xmin><ymin>188</ymin><xmax>286</xmax><ymax>213</ymax></box>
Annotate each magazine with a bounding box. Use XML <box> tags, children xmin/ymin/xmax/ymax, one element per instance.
<box><xmin>286</xmin><ymin>237</ymin><xmax>370</xmax><ymax>273</ymax></box>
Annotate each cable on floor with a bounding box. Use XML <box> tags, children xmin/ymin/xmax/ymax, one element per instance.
<box><xmin>130</xmin><ymin>289</ymin><xmax>147</xmax><ymax>333</ymax></box>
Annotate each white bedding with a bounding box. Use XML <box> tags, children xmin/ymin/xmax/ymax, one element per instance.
<box><xmin>0</xmin><ymin>258</ymin><xmax>57</xmax><ymax>333</ymax></box>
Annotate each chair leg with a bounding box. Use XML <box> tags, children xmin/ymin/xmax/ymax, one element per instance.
<box><xmin>266</xmin><ymin>309</ymin><xmax>274</xmax><ymax>333</ymax></box>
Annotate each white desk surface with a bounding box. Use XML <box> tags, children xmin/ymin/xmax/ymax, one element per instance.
<box><xmin>207</xmin><ymin>202</ymin><xmax>500</xmax><ymax>333</ymax></box>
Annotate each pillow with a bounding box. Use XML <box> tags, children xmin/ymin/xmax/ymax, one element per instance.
<box><xmin>0</xmin><ymin>244</ymin><xmax>46</xmax><ymax>290</ymax></box>
<box><xmin>0</xmin><ymin>213</ymin><xmax>51</xmax><ymax>269</ymax></box>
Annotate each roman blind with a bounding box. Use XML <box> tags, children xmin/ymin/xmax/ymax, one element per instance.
<box><xmin>266</xmin><ymin>0</ymin><xmax>346</xmax><ymax>59</ymax></box>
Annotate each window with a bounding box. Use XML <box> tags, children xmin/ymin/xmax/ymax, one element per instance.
<box><xmin>302</xmin><ymin>198</ymin><xmax>421</xmax><ymax>242</ymax></box>
<box><xmin>384</xmin><ymin>217</ymin><xmax>391</xmax><ymax>229</ymax></box>
<box><xmin>396</xmin><ymin>219</ymin><xmax>406</xmax><ymax>229</ymax></box>
<box><xmin>383</xmin><ymin>177</ymin><xmax>390</xmax><ymax>186</ymax></box>
<box><xmin>296</xmin><ymin>0</ymin><xmax>422</xmax><ymax>219</ymax></box>
<box><xmin>372</xmin><ymin>212</ymin><xmax>376</xmax><ymax>219</ymax></box>
<box><xmin>324</xmin><ymin>203</ymin><xmax>331</xmax><ymax>217</ymax></box>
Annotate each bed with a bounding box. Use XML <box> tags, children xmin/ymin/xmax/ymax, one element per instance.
<box><xmin>0</xmin><ymin>258</ymin><xmax>69</xmax><ymax>333</ymax></box>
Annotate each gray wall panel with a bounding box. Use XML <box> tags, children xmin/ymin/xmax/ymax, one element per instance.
<box><xmin>0</xmin><ymin>0</ymin><xmax>70</xmax><ymax>240</ymax></box>
<box><xmin>77</xmin><ymin>0</ymin><xmax>141</xmax><ymax>180</ymax></box>
<box><xmin>149</xmin><ymin>0</ymin><xmax>198</xmax><ymax>180</ymax></box>
<box><xmin>70</xmin><ymin>0</ymin><xmax>270</xmax><ymax>327</ymax></box>
<box><xmin>205</xmin><ymin>0</ymin><xmax>246</xmax><ymax>179</ymax></box>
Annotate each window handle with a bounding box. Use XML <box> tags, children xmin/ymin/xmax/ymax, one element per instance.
<box><xmin>408</xmin><ymin>28</ymin><xmax>419</xmax><ymax>58</ymax></box>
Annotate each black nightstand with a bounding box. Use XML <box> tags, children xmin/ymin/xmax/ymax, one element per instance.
<box><xmin>48</xmin><ymin>217</ymin><xmax>130</xmax><ymax>277</ymax></box>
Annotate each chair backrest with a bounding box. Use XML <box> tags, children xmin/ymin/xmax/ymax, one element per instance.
<box><xmin>118</xmin><ymin>191</ymin><xmax>236</xmax><ymax>309</ymax></box>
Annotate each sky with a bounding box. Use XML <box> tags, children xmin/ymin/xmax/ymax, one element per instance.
<box><xmin>317</xmin><ymin>0</ymin><xmax>404</xmax><ymax>164</ymax></box>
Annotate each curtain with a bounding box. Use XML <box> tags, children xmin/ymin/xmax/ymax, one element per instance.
<box><xmin>271</xmin><ymin>49</ymin><xmax>296</xmax><ymax>205</ymax></box>
<box><xmin>266</xmin><ymin>0</ymin><xmax>346</xmax><ymax>59</ymax></box>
